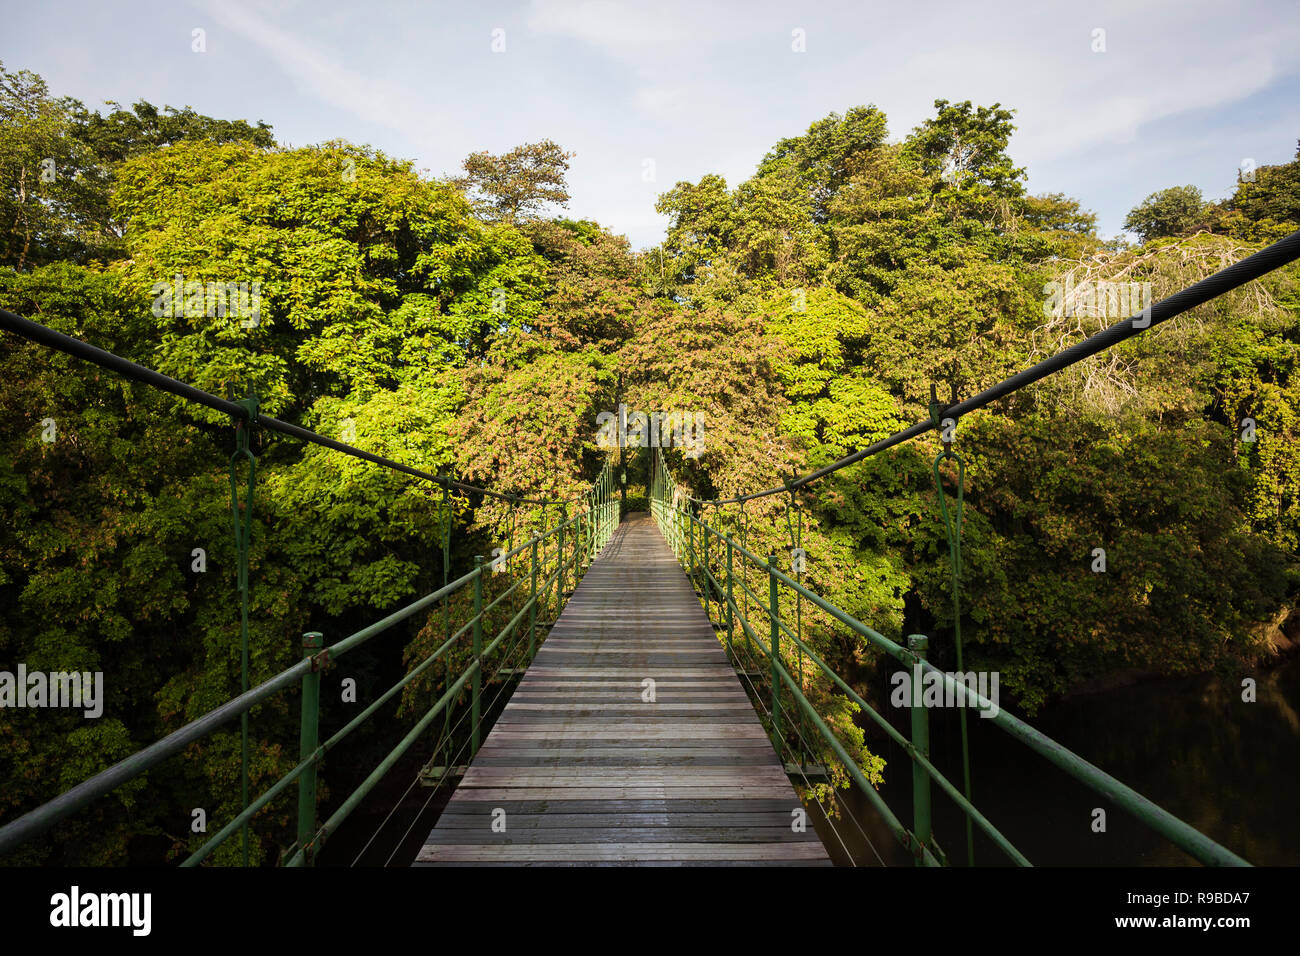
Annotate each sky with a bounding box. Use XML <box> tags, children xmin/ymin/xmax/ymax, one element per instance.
<box><xmin>4</xmin><ymin>0</ymin><xmax>1298</xmax><ymax>250</ymax></box>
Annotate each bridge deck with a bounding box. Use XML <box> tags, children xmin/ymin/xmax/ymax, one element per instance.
<box><xmin>414</xmin><ymin>512</ymin><xmax>831</xmax><ymax>866</ymax></box>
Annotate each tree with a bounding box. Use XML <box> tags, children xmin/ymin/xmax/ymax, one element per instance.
<box><xmin>1123</xmin><ymin>185</ymin><xmax>1207</xmax><ymax>243</ymax></box>
<box><xmin>454</xmin><ymin>140</ymin><xmax>575</xmax><ymax>223</ymax></box>
<box><xmin>1222</xmin><ymin>141</ymin><xmax>1300</xmax><ymax>242</ymax></box>
<box><xmin>905</xmin><ymin>99</ymin><xmax>1026</xmax><ymax>198</ymax></box>
<box><xmin>757</xmin><ymin>106</ymin><xmax>890</xmax><ymax>222</ymax></box>
<box><xmin>70</xmin><ymin>99</ymin><xmax>274</xmax><ymax>166</ymax></box>
<box><xmin>0</xmin><ymin>61</ymin><xmax>276</xmax><ymax>269</ymax></box>
<box><xmin>0</xmin><ymin>132</ymin><xmax>548</xmax><ymax>864</ymax></box>
<box><xmin>0</xmin><ymin>62</ymin><xmax>82</xmax><ymax>270</ymax></box>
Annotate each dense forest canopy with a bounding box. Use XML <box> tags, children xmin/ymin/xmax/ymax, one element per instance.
<box><xmin>1</xmin><ymin>59</ymin><xmax>1297</xmax><ymax>863</ymax></box>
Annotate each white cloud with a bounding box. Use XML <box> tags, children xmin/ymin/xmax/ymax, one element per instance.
<box><xmin>527</xmin><ymin>0</ymin><xmax>704</xmax><ymax>58</ymax></box>
<box><xmin>12</xmin><ymin>0</ymin><xmax>1294</xmax><ymax>250</ymax></box>
<box><xmin>634</xmin><ymin>86</ymin><xmax>688</xmax><ymax>113</ymax></box>
<box><xmin>199</xmin><ymin>0</ymin><xmax>426</xmax><ymax>131</ymax></box>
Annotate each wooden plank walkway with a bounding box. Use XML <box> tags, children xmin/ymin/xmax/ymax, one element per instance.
<box><xmin>414</xmin><ymin>512</ymin><xmax>832</xmax><ymax>866</ymax></box>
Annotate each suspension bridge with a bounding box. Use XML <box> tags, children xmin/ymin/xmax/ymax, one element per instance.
<box><xmin>1</xmin><ymin>227</ymin><xmax>1298</xmax><ymax>867</ymax></box>
<box><xmin>416</xmin><ymin>514</ymin><xmax>830</xmax><ymax>866</ymax></box>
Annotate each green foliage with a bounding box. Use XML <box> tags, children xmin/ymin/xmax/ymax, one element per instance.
<box><xmin>949</xmin><ymin>415</ymin><xmax>1293</xmax><ymax>710</ymax></box>
<box><xmin>454</xmin><ymin>139</ymin><xmax>575</xmax><ymax>223</ymax></box>
<box><xmin>0</xmin><ymin>62</ymin><xmax>88</xmax><ymax>270</ymax></box>
<box><xmin>0</xmin><ymin>60</ymin><xmax>276</xmax><ymax>270</ymax></box>
<box><xmin>904</xmin><ymin>98</ymin><xmax>1027</xmax><ymax>199</ymax></box>
<box><xmin>2</xmin><ymin>61</ymin><xmax>1297</xmax><ymax>864</ymax></box>
<box><xmin>653</xmin><ymin>100</ymin><xmax>1298</xmax><ymax>721</ymax></box>
<box><xmin>764</xmin><ymin>286</ymin><xmax>903</xmax><ymax>451</ymax></box>
<box><xmin>1223</xmin><ymin>142</ymin><xmax>1300</xmax><ymax>242</ymax></box>
<box><xmin>1124</xmin><ymin>185</ymin><xmax>1208</xmax><ymax>243</ymax></box>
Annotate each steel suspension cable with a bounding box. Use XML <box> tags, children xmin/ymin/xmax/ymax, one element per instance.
<box><xmin>697</xmin><ymin>228</ymin><xmax>1300</xmax><ymax>505</ymax></box>
<box><xmin>0</xmin><ymin>307</ymin><xmax>579</xmax><ymax>506</ymax></box>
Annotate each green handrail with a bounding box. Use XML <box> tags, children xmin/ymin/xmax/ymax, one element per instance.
<box><xmin>649</xmin><ymin>446</ymin><xmax>1249</xmax><ymax>867</ymax></box>
<box><xmin>0</xmin><ymin>456</ymin><xmax>617</xmax><ymax>864</ymax></box>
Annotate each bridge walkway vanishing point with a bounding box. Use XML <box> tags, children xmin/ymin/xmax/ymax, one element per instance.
<box><xmin>415</xmin><ymin>512</ymin><xmax>832</xmax><ymax>866</ymax></box>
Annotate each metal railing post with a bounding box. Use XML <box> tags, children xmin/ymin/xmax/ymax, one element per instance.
<box><xmin>558</xmin><ymin>505</ymin><xmax>567</xmax><ymax>598</ymax></box>
<box><xmin>908</xmin><ymin>634</ymin><xmax>933</xmax><ymax>866</ymax></box>
<box><xmin>687</xmin><ymin>507</ymin><xmax>696</xmax><ymax>585</ymax></box>
<box><xmin>529</xmin><ymin>536</ymin><xmax>539</xmax><ymax>660</ymax></box>
<box><xmin>702</xmin><ymin>513</ymin><xmax>710</xmax><ymax>619</ymax></box>
<box><xmin>472</xmin><ymin>556</ymin><xmax>483</xmax><ymax>758</ymax></box>
<box><xmin>585</xmin><ymin>498</ymin><xmax>592</xmax><ymax>564</ymax></box>
<box><xmin>725</xmin><ymin>537</ymin><xmax>734</xmax><ymax>661</ymax></box>
<box><xmin>769</xmin><ymin>554</ymin><xmax>781</xmax><ymax>746</ymax></box>
<box><xmin>296</xmin><ymin>631</ymin><xmax>323</xmax><ymax>863</ymax></box>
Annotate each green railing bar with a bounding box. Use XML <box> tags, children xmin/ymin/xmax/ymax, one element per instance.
<box><xmin>710</xmin><ymin>558</ymin><xmax>1028</xmax><ymax>863</ymax></box>
<box><xmin>756</xmin><ymin>548</ymin><xmax>1251</xmax><ymax>866</ymax></box>
<box><xmin>677</xmin><ymin>510</ymin><xmax>1250</xmax><ymax>867</ymax></box>
<box><xmin>909</xmin><ymin>634</ymin><xmax>933</xmax><ymax>866</ymax></box>
<box><xmin>296</xmin><ymin>631</ymin><xmax>323</xmax><ymax>857</ymax></box>
<box><xmin>287</xmin><ymin>586</ymin><xmax>542</xmax><ymax>865</ymax></box>
<box><xmin>915</xmin><ymin>656</ymin><xmax>1249</xmax><ymax>868</ymax></box>
<box><xmin>0</xmin><ymin>658</ymin><xmax>311</xmax><ymax>856</ymax></box>
<box><xmin>694</xmin><ymin>524</ymin><xmax>1032</xmax><ymax>863</ymax></box>
<box><xmin>720</xmin><ymin>585</ymin><xmax>940</xmax><ymax>866</ymax></box>
<box><xmin>719</xmin><ymin>581</ymin><xmax>1026</xmax><ymax>864</ymax></box>
<box><xmin>181</xmin><ymin>600</ymin><xmax>487</xmax><ymax>866</ymax></box>
<box><xmin>189</xmin><ymin>539</ymin><xmax>572</xmax><ymax>865</ymax></box>
<box><xmin>287</xmin><ymin>656</ymin><xmax>482</xmax><ymax>866</ymax></box>
<box><xmin>471</xmin><ymin>556</ymin><xmax>484</xmax><ymax>758</ymax></box>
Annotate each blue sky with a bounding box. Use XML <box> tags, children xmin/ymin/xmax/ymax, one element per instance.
<box><xmin>4</xmin><ymin>0</ymin><xmax>1298</xmax><ymax>249</ymax></box>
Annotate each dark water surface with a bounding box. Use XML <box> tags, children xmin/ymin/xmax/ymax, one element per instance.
<box><xmin>810</xmin><ymin>655</ymin><xmax>1300</xmax><ymax>866</ymax></box>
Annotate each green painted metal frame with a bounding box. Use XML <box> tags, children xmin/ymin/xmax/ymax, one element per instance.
<box><xmin>650</xmin><ymin>447</ymin><xmax>1250</xmax><ymax>867</ymax></box>
<box><xmin>0</xmin><ymin>457</ymin><xmax>619</xmax><ymax>865</ymax></box>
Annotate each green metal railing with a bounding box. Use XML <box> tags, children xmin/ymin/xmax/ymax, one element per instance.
<box><xmin>0</xmin><ymin>457</ymin><xmax>617</xmax><ymax>865</ymax></box>
<box><xmin>651</xmin><ymin>446</ymin><xmax>1250</xmax><ymax>867</ymax></box>
<box><xmin>0</xmin><ymin>307</ymin><xmax>621</xmax><ymax>865</ymax></box>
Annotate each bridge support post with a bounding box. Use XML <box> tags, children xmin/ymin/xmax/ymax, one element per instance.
<box><xmin>472</xmin><ymin>556</ymin><xmax>483</xmax><ymax>759</ymax></box>
<box><xmin>577</xmin><ymin>506</ymin><xmax>586</xmax><ymax>577</ymax></box>
<box><xmin>297</xmin><ymin>631</ymin><xmax>323</xmax><ymax>863</ymax></box>
<box><xmin>702</xmin><ymin>515</ymin><xmax>710</xmax><ymax>621</ymax></box>
<box><xmin>558</xmin><ymin>506</ymin><xmax>567</xmax><ymax>600</ymax></box>
<box><xmin>769</xmin><ymin>554</ymin><xmax>781</xmax><ymax>747</ymax></box>
<box><xmin>687</xmin><ymin>507</ymin><xmax>696</xmax><ymax>588</ymax></box>
<box><xmin>908</xmin><ymin>634</ymin><xmax>933</xmax><ymax>865</ymax></box>
<box><xmin>725</xmin><ymin>537</ymin><xmax>734</xmax><ymax>661</ymax></box>
<box><xmin>529</xmin><ymin>537</ymin><xmax>539</xmax><ymax>661</ymax></box>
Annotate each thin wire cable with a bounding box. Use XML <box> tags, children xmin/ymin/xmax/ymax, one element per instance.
<box><xmin>351</xmin><ymin>517</ymin><xmax>558</xmax><ymax>865</ymax></box>
<box><xmin>377</xmin><ymin>603</ymin><xmax>543</xmax><ymax>865</ymax></box>
<box><xmin>729</xmin><ymin>636</ymin><xmax>883</xmax><ymax>865</ymax></box>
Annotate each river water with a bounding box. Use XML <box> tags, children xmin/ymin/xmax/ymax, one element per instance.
<box><xmin>810</xmin><ymin>655</ymin><xmax>1300</xmax><ymax>866</ymax></box>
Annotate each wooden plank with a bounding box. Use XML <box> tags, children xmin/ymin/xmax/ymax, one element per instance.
<box><xmin>424</xmin><ymin>827</ymin><xmax>822</xmax><ymax>844</ymax></box>
<box><xmin>414</xmin><ymin>860</ymin><xmax>831</xmax><ymax>867</ymax></box>
<box><xmin>415</xmin><ymin>843</ymin><xmax>831</xmax><ymax>862</ymax></box>
<box><xmin>441</xmin><ymin>790</ymin><xmax>795</xmax><ymax>806</ymax></box>
<box><xmin>434</xmin><ymin>812</ymin><xmax>807</xmax><ymax>828</ymax></box>
<box><xmin>439</xmin><ymin>798</ymin><xmax>809</xmax><ymax>814</ymax></box>
<box><xmin>415</xmin><ymin>512</ymin><xmax>831</xmax><ymax>867</ymax></box>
